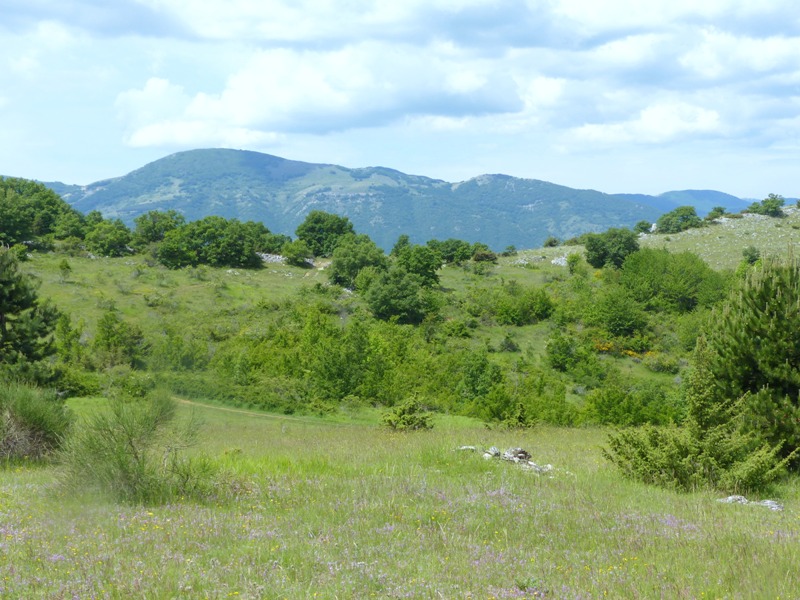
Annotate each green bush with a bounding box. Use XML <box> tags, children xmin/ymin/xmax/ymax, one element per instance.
<box><xmin>382</xmin><ymin>395</ymin><xmax>433</xmax><ymax>431</ymax></box>
<box><xmin>605</xmin><ymin>337</ymin><xmax>794</xmax><ymax>493</ymax></box>
<box><xmin>582</xmin><ymin>380</ymin><xmax>681</xmax><ymax>426</ymax></box>
<box><xmin>0</xmin><ymin>383</ymin><xmax>72</xmax><ymax>460</ymax></box>
<box><xmin>58</xmin><ymin>389</ymin><xmax>218</xmax><ymax>504</ymax></box>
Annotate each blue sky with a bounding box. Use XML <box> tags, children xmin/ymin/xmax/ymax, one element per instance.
<box><xmin>2</xmin><ymin>1</ymin><xmax>799</xmax><ymax>198</ymax></box>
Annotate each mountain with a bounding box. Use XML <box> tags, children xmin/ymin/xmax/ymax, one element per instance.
<box><xmin>42</xmin><ymin>148</ymin><xmax>747</xmax><ymax>251</ymax></box>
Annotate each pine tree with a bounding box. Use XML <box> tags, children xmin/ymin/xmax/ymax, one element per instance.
<box><xmin>703</xmin><ymin>254</ymin><xmax>800</xmax><ymax>458</ymax></box>
<box><xmin>0</xmin><ymin>248</ymin><xmax>60</xmax><ymax>367</ymax></box>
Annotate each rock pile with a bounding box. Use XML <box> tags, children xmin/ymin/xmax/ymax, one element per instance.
<box><xmin>459</xmin><ymin>446</ymin><xmax>556</xmax><ymax>476</ymax></box>
<box><xmin>716</xmin><ymin>495</ymin><xmax>784</xmax><ymax>511</ymax></box>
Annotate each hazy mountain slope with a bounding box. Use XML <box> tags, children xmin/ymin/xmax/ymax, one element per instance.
<box><xmin>38</xmin><ymin>148</ymin><xmax>746</xmax><ymax>251</ymax></box>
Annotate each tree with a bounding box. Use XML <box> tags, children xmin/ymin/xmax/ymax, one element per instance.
<box><xmin>395</xmin><ymin>245</ymin><xmax>441</xmax><ymax>287</ymax></box>
<box><xmin>702</xmin><ymin>254</ymin><xmax>800</xmax><ymax>459</ymax></box>
<box><xmin>426</xmin><ymin>238</ymin><xmax>472</xmax><ymax>264</ymax></box>
<box><xmin>390</xmin><ymin>234</ymin><xmax>411</xmax><ymax>257</ymax></box>
<box><xmin>543</xmin><ymin>236</ymin><xmax>560</xmax><ymax>247</ymax></box>
<box><xmin>362</xmin><ymin>266</ymin><xmax>427</xmax><ymax>324</ymax></box>
<box><xmin>85</xmin><ymin>219</ymin><xmax>132</xmax><ymax>257</ymax></box>
<box><xmin>93</xmin><ymin>311</ymin><xmax>147</xmax><ymax>368</ymax></box>
<box><xmin>655</xmin><ymin>206</ymin><xmax>703</xmax><ymax>234</ymax></box>
<box><xmin>633</xmin><ymin>220</ymin><xmax>652</xmax><ymax>234</ymax></box>
<box><xmin>295</xmin><ymin>211</ymin><xmax>355</xmax><ymax>257</ymax></box>
<box><xmin>0</xmin><ymin>248</ymin><xmax>60</xmax><ymax>368</ymax></box>
<box><xmin>328</xmin><ymin>234</ymin><xmax>388</xmax><ymax>288</ymax></box>
<box><xmin>586</xmin><ymin>285</ymin><xmax>647</xmax><ymax>337</ymax></box>
<box><xmin>281</xmin><ymin>239</ymin><xmax>314</xmax><ymax>267</ymax></box>
<box><xmin>157</xmin><ymin>217</ymin><xmax>263</xmax><ymax>269</ymax></box>
<box><xmin>605</xmin><ymin>336</ymin><xmax>792</xmax><ymax>492</ymax></box>
<box><xmin>584</xmin><ymin>228</ymin><xmax>639</xmax><ymax>269</ymax></box>
<box><xmin>0</xmin><ymin>177</ymin><xmax>84</xmax><ymax>246</ymax></box>
<box><xmin>705</xmin><ymin>206</ymin><xmax>726</xmax><ymax>221</ymax></box>
<box><xmin>748</xmin><ymin>193</ymin><xmax>785</xmax><ymax>217</ymax></box>
<box><xmin>621</xmin><ymin>248</ymin><xmax>727</xmax><ymax>313</ymax></box>
<box><xmin>132</xmin><ymin>210</ymin><xmax>186</xmax><ymax>248</ymax></box>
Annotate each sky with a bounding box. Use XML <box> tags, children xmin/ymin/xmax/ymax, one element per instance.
<box><xmin>1</xmin><ymin>1</ymin><xmax>799</xmax><ymax>199</ymax></box>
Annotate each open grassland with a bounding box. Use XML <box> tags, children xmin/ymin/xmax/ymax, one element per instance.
<box><xmin>2</xmin><ymin>401</ymin><xmax>799</xmax><ymax>599</ymax></box>
<box><xmin>638</xmin><ymin>208</ymin><xmax>800</xmax><ymax>270</ymax></box>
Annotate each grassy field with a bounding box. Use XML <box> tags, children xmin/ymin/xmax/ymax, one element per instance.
<box><xmin>6</xmin><ymin>217</ymin><xmax>800</xmax><ymax>598</ymax></box>
<box><xmin>1</xmin><ymin>400</ymin><xmax>799</xmax><ymax>599</ymax></box>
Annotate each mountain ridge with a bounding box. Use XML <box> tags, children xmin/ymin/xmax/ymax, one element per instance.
<box><xmin>34</xmin><ymin>148</ymin><xmax>751</xmax><ymax>251</ymax></box>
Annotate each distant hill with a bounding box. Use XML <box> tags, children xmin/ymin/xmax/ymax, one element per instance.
<box><xmin>37</xmin><ymin>149</ymin><xmax>752</xmax><ymax>251</ymax></box>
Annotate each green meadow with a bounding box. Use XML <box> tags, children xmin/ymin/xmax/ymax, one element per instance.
<box><xmin>2</xmin><ymin>400</ymin><xmax>799</xmax><ymax>599</ymax></box>
<box><xmin>5</xmin><ymin>191</ymin><xmax>800</xmax><ymax>598</ymax></box>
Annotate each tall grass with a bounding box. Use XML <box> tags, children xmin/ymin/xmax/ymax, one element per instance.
<box><xmin>1</xmin><ymin>401</ymin><xmax>798</xmax><ymax>598</ymax></box>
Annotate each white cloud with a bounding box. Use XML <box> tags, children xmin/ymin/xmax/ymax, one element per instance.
<box><xmin>118</xmin><ymin>41</ymin><xmax>524</xmax><ymax>147</ymax></box>
<box><xmin>124</xmin><ymin>120</ymin><xmax>281</xmax><ymax>148</ymax></box>
<box><xmin>680</xmin><ymin>28</ymin><xmax>800</xmax><ymax>79</ymax></box>
<box><xmin>116</xmin><ymin>77</ymin><xmax>192</xmax><ymax>128</ymax></box>
<box><xmin>571</xmin><ymin>101</ymin><xmax>722</xmax><ymax>144</ymax></box>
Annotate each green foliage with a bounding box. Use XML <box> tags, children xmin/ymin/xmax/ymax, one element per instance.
<box><xmin>0</xmin><ymin>383</ymin><xmax>72</xmax><ymax>460</ymax></box>
<box><xmin>471</xmin><ymin>243</ymin><xmax>498</xmax><ymax>263</ymax></box>
<box><xmin>362</xmin><ymin>266</ymin><xmax>428</xmax><ymax>324</ymax></box>
<box><xmin>585</xmin><ymin>285</ymin><xmax>647</xmax><ymax>337</ymax></box>
<box><xmin>58</xmin><ymin>389</ymin><xmax>217</xmax><ymax>504</ymax></box>
<box><xmin>132</xmin><ymin>210</ymin><xmax>185</xmax><ymax>249</ymax></box>
<box><xmin>545</xmin><ymin>330</ymin><xmax>583</xmax><ymax>372</ymax></box>
<box><xmin>633</xmin><ymin>220</ymin><xmax>652</xmax><ymax>234</ymax></box>
<box><xmin>742</xmin><ymin>246</ymin><xmax>760</xmax><ymax>265</ymax></box>
<box><xmin>584</xmin><ymin>228</ymin><xmax>639</xmax><ymax>269</ymax></box>
<box><xmin>85</xmin><ymin>219</ymin><xmax>133</xmax><ymax>257</ymax></box>
<box><xmin>705</xmin><ymin>206</ymin><xmax>726</xmax><ymax>220</ymax></box>
<box><xmin>702</xmin><ymin>255</ymin><xmax>800</xmax><ymax>460</ymax></box>
<box><xmin>390</xmin><ymin>234</ymin><xmax>411</xmax><ymax>257</ymax></box>
<box><xmin>93</xmin><ymin>311</ymin><xmax>147</xmax><ymax>368</ymax></box>
<box><xmin>382</xmin><ymin>395</ymin><xmax>433</xmax><ymax>431</ymax></box>
<box><xmin>620</xmin><ymin>248</ymin><xmax>727</xmax><ymax>313</ymax></box>
<box><xmin>395</xmin><ymin>244</ymin><xmax>441</xmax><ymax>287</ymax></box>
<box><xmin>605</xmin><ymin>338</ymin><xmax>794</xmax><ymax>493</ymax></box>
<box><xmin>0</xmin><ymin>249</ymin><xmax>61</xmax><ymax>370</ymax></box>
<box><xmin>157</xmin><ymin>216</ymin><xmax>264</xmax><ymax>269</ymax></box>
<box><xmin>329</xmin><ymin>234</ymin><xmax>388</xmax><ymax>288</ymax></box>
<box><xmin>426</xmin><ymin>238</ymin><xmax>472</xmax><ymax>264</ymax></box>
<box><xmin>747</xmin><ymin>193</ymin><xmax>785</xmax><ymax>217</ymax></box>
<box><xmin>566</xmin><ymin>253</ymin><xmax>585</xmax><ymax>276</ymax></box>
<box><xmin>464</xmin><ymin>281</ymin><xmax>553</xmax><ymax>326</ymax></box>
<box><xmin>655</xmin><ymin>206</ymin><xmax>703</xmax><ymax>234</ymax></box>
<box><xmin>543</xmin><ymin>236</ymin><xmax>560</xmax><ymax>247</ymax></box>
<box><xmin>581</xmin><ymin>378</ymin><xmax>682</xmax><ymax>426</ymax></box>
<box><xmin>281</xmin><ymin>239</ymin><xmax>313</xmax><ymax>267</ymax></box>
<box><xmin>0</xmin><ymin>177</ymin><xmax>84</xmax><ymax>246</ymax></box>
<box><xmin>295</xmin><ymin>210</ymin><xmax>356</xmax><ymax>257</ymax></box>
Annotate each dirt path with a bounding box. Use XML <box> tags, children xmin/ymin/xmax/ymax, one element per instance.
<box><xmin>174</xmin><ymin>397</ymin><xmax>350</xmax><ymax>426</ymax></box>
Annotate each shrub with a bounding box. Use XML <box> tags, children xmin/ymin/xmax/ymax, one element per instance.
<box><xmin>584</xmin><ymin>228</ymin><xmax>639</xmax><ymax>269</ymax></box>
<box><xmin>655</xmin><ymin>206</ymin><xmax>703</xmax><ymax>234</ymax></box>
<box><xmin>0</xmin><ymin>383</ymin><xmax>72</xmax><ymax>460</ymax></box>
<box><xmin>58</xmin><ymin>389</ymin><xmax>218</xmax><ymax>504</ymax></box>
<box><xmin>582</xmin><ymin>379</ymin><xmax>682</xmax><ymax>426</ymax></box>
<box><xmin>604</xmin><ymin>337</ymin><xmax>794</xmax><ymax>493</ymax></box>
<box><xmin>382</xmin><ymin>395</ymin><xmax>433</xmax><ymax>431</ymax></box>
